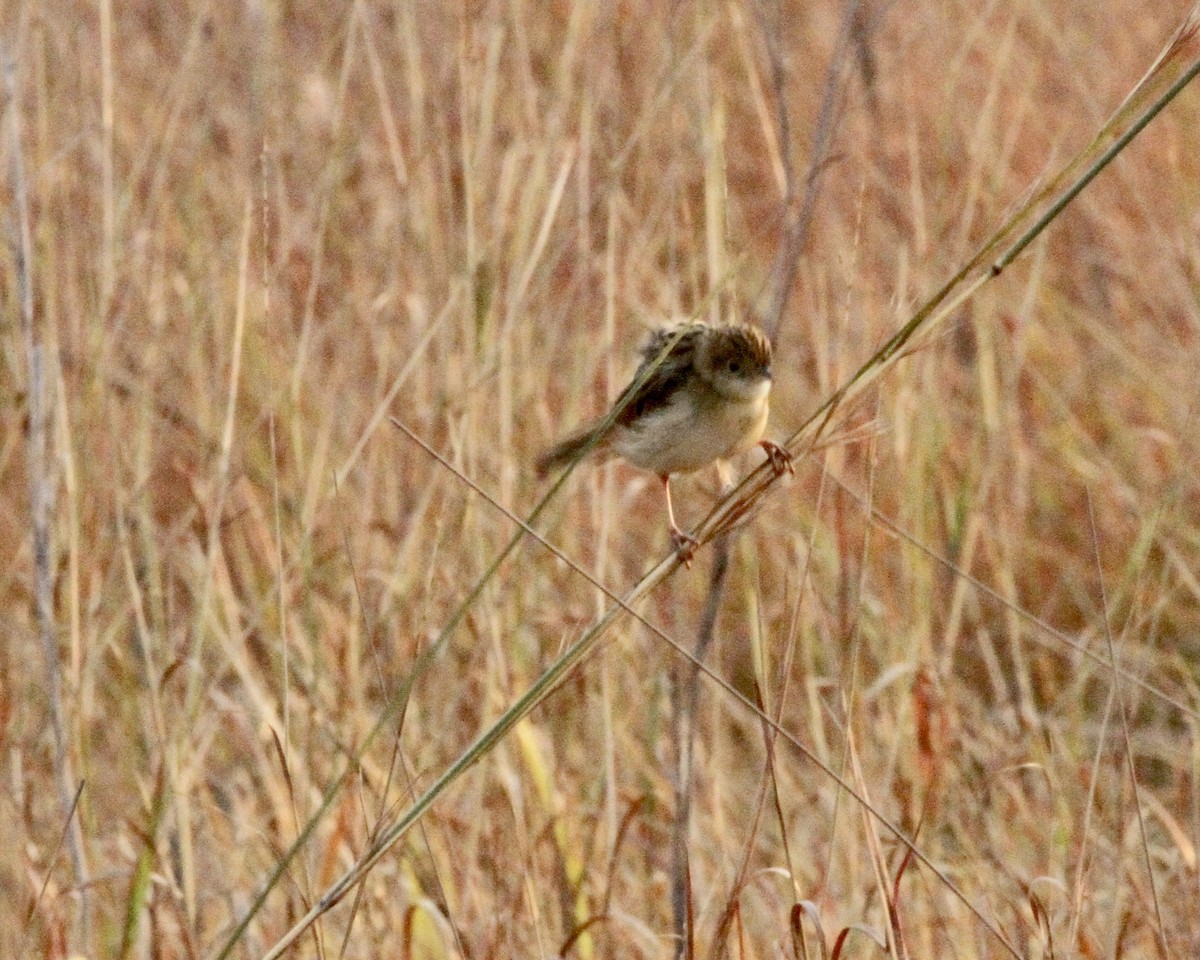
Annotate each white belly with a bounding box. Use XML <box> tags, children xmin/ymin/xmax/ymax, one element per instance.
<box><xmin>613</xmin><ymin>385</ymin><xmax>770</xmax><ymax>476</ymax></box>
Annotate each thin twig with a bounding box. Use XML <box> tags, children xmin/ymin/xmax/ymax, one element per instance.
<box><xmin>1085</xmin><ymin>492</ymin><xmax>1170</xmax><ymax>958</ymax></box>
<box><xmin>670</xmin><ymin>528</ymin><xmax>730</xmax><ymax>959</ymax></box>
<box><xmin>18</xmin><ymin>781</ymin><xmax>85</xmax><ymax>960</ymax></box>
<box><xmin>673</xmin><ymin>3</ymin><xmax>883</xmax><ymax>950</ymax></box>
<box><xmin>762</xmin><ymin>0</ymin><xmax>886</xmax><ymax>343</ymax></box>
<box><xmin>6</xmin><ymin>44</ymin><xmax>92</xmax><ymax>950</ymax></box>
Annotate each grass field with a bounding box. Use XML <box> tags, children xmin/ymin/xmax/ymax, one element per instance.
<box><xmin>4</xmin><ymin>1</ymin><xmax>1200</xmax><ymax>957</ymax></box>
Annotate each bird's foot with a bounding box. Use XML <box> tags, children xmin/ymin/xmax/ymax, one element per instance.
<box><xmin>760</xmin><ymin>440</ymin><xmax>794</xmax><ymax>476</ymax></box>
<box><xmin>670</xmin><ymin>526</ymin><xmax>700</xmax><ymax>567</ymax></box>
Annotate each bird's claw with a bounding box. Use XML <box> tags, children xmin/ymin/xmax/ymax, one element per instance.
<box><xmin>760</xmin><ymin>440</ymin><xmax>794</xmax><ymax>476</ymax></box>
<box><xmin>670</xmin><ymin>527</ymin><xmax>699</xmax><ymax>567</ymax></box>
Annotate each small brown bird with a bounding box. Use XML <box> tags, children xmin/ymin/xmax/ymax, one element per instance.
<box><xmin>537</xmin><ymin>321</ymin><xmax>792</xmax><ymax>559</ymax></box>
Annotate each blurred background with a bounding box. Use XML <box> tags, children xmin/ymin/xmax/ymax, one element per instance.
<box><xmin>3</xmin><ymin>0</ymin><xmax>1199</xmax><ymax>956</ymax></box>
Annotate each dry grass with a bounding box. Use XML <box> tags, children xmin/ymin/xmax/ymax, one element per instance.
<box><xmin>4</xmin><ymin>0</ymin><xmax>1200</xmax><ymax>957</ymax></box>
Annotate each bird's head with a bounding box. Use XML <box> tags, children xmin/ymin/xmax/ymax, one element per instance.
<box><xmin>696</xmin><ymin>324</ymin><xmax>774</xmax><ymax>402</ymax></box>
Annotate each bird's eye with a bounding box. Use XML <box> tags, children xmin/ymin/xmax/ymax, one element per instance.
<box><xmin>727</xmin><ymin>360</ymin><xmax>742</xmax><ymax>374</ymax></box>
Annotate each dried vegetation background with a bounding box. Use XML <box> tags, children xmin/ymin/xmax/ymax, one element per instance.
<box><xmin>3</xmin><ymin>0</ymin><xmax>1200</xmax><ymax>957</ymax></box>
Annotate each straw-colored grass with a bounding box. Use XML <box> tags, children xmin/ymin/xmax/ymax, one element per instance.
<box><xmin>4</xmin><ymin>1</ymin><xmax>1200</xmax><ymax>957</ymax></box>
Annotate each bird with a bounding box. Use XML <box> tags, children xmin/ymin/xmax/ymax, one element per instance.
<box><xmin>537</xmin><ymin>320</ymin><xmax>792</xmax><ymax>561</ymax></box>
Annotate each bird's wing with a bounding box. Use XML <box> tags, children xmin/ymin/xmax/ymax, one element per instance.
<box><xmin>613</xmin><ymin>324</ymin><xmax>706</xmax><ymax>428</ymax></box>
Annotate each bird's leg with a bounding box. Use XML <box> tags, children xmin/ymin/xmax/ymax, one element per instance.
<box><xmin>661</xmin><ymin>474</ymin><xmax>698</xmax><ymax>565</ymax></box>
<box><xmin>715</xmin><ymin>459</ymin><xmax>735</xmax><ymax>494</ymax></box>
<box><xmin>759</xmin><ymin>439</ymin><xmax>794</xmax><ymax>476</ymax></box>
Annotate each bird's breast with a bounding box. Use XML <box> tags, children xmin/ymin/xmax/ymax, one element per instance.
<box><xmin>613</xmin><ymin>384</ymin><xmax>770</xmax><ymax>476</ymax></box>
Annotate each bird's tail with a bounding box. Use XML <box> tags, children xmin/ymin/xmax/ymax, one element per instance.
<box><xmin>536</xmin><ymin>422</ymin><xmax>612</xmax><ymax>477</ymax></box>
